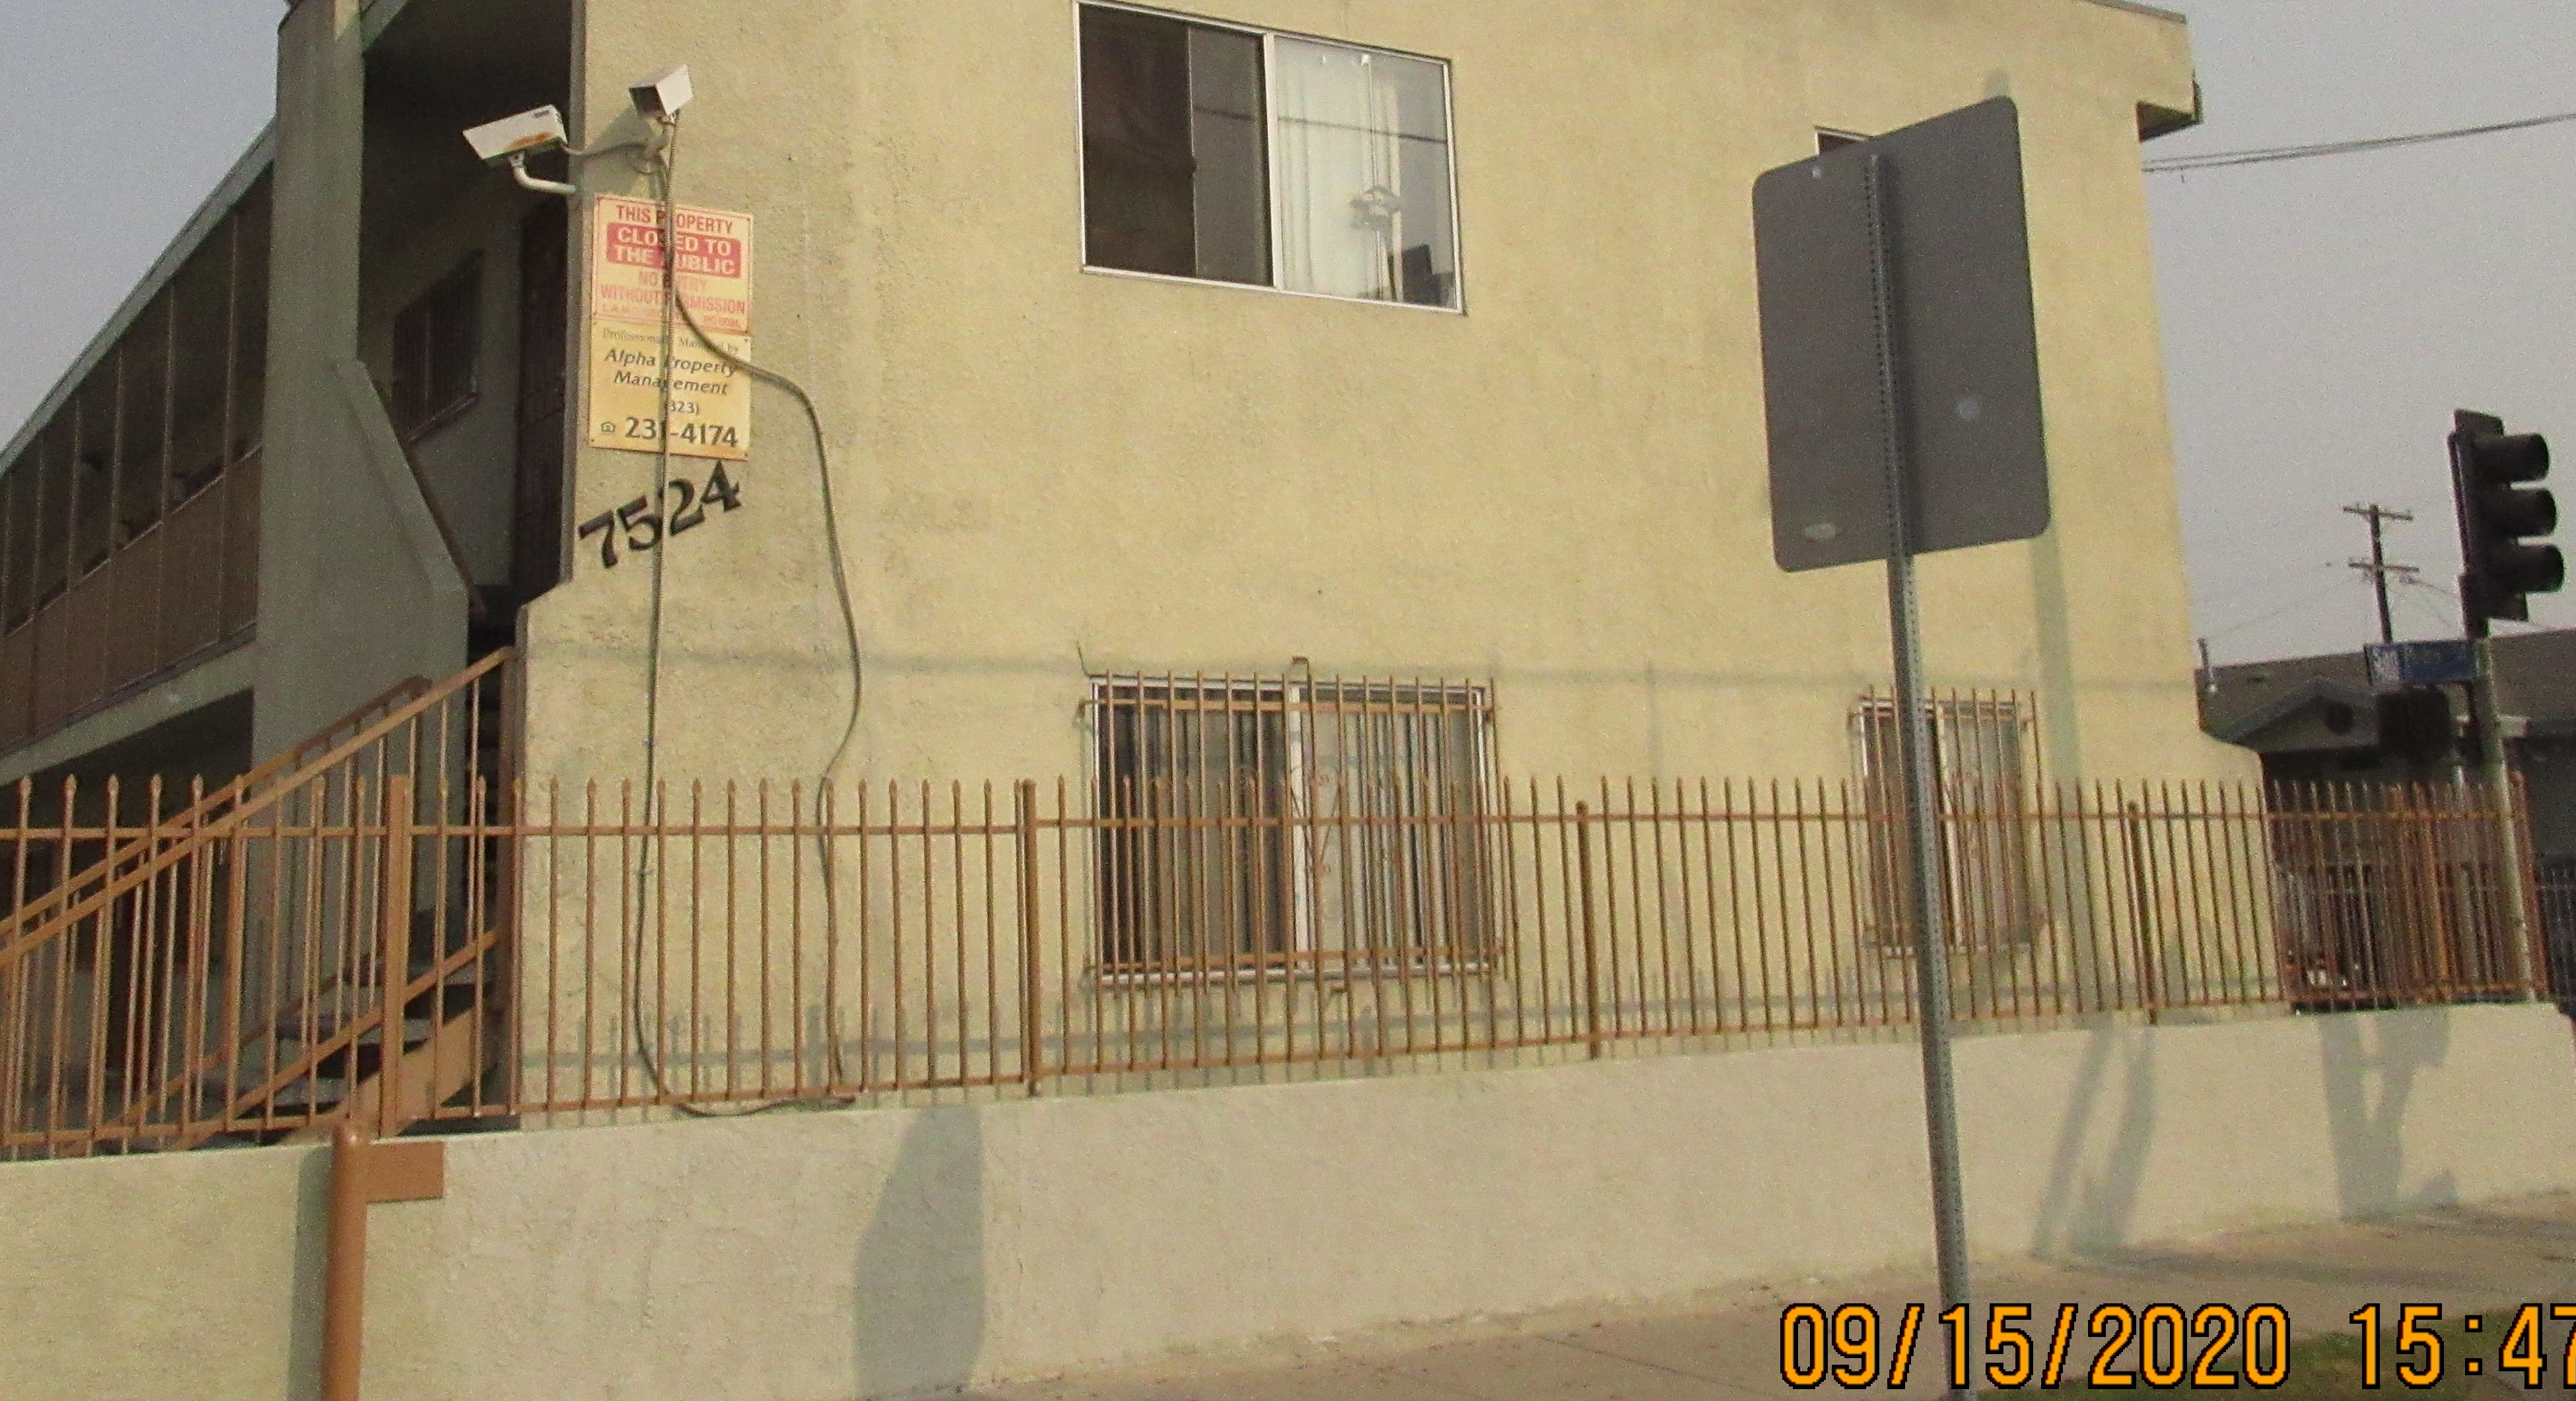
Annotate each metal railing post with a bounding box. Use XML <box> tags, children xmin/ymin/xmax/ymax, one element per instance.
<box><xmin>2123</xmin><ymin>803</ymin><xmax>2163</xmax><ymax>1024</ymax></box>
<box><xmin>320</xmin><ymin>1122</ymin><xmax>370</xmax><ymax>1401</ymax></box>
<box><xmin>2507</xmin><ymin>772</ymin><xmax>2544</xmax><ymax>1000</ymax></box>
<box><xmin>1576</xmin><ymin>801</ymin><xmax>1603</xmax><ymax>1060</ymax></box>
<box><xmin>377</xmin><ymin>776</ymin><xmax>415</xmax><ymax>1140</ymax></box>
<box><xmin>1018</xmin><ymin>780</ymin><xmax>1044</xmax><ymax>1095</ymax></box>
<box><xmin>318</xmin><ymin>1125</ymin><xmax>444</xmax><ymax>1401</ymax></box>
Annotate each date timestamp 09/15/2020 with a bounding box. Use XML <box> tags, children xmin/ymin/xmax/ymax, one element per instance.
<box><xmin>1780</xmin><ymin>1301</ymin><xmax>2576</xmax><ymax>1390</ymax></box>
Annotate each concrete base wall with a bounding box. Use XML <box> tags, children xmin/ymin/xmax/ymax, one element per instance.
<box><xmin>9</xmin><ymin>1005</ymin><xmax>2573</xmax><ymax>1400</ymax></box>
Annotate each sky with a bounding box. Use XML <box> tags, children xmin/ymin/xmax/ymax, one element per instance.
<box><xmin>1</xmin><ymin>1</ymin><xmax>2571</xmax><ymax>668</ymax></box>
<box><xmin>2143</xmin><ymin>1</ymin><xmax>2576</xmax><ymax>661</ymax></box>
<box><xmin>0</xmin><ymin>1</ymin><xmax>279</xmax><ymax>446</ymax></box>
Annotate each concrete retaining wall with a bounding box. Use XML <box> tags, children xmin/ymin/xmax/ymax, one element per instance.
<box><xmin>9</xmin><ymin>1004</ymin><xmax>2573</xmax><ymax>1400</ymax></box>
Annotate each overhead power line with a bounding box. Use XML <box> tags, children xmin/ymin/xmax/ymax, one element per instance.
<box><xmin>2201</xmin><ymin>570</ymin><xmax>2357</xmax><ymax>642</ymax></box>
<box><xmin>2399</xmin><ymin>574</ymin><xmax>2548</xmax><ymax>632</ymax></box>
<box><xmin>2192</xmin><ymin>557</ymin><xmax>2342</xmax><ymax>608</ymax></box>
<box><xmin>2144</xmin><ymin>108</ymin><xmax>2576</xmax><ymax>174</ymax></box>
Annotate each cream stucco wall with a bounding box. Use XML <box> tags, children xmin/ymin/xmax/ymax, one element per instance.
<box><xmin>2</xmin><ymin>1137</ymin><xmax>324</xmax><ymax>1401</ymax></box>
<box><xmin>3</xmin><ymin>1004</ymin><xmax>2570</xmax><ymax>1400</ymax></box>
<box><xmin>254</xmin><ymin>0</ymin><xmax>469</xmax><ymax>758</ymax></box>
<box><xmin>359</xmin><ymin>178</ymin><xmax>549</xmax><ymax>591</ymax></box>
<box><xmin>512</xmin><ymin>0</ymin><xmax>2242</xmax><ymax>798</ymax></box>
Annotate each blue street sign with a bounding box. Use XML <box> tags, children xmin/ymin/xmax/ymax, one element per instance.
<box><xmin>2365</xmin><ymin>639</ymin><xmax>2478</xmax><ymax>689</ymax></box>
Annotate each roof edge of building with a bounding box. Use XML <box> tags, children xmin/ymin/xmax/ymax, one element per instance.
<box><xmin>2079</xmin><ymin>0</ymin><xmax>2189</xmax><ymax>26</ymax></box>
<box><xmin>2208</xmin><ymin>675</ymin><xmax>2378</xmax><ymax>747</ymax></box>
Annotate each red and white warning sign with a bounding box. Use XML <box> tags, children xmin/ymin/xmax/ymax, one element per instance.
<box><xmin>590</xmin><ymin>195</ymin><xmax>753</xmax><ymax>336</ymax></box>
<box><xmin>586</xmin><ymin>195</ymin><xmax>757</xmax><ymax>458</ymax></box>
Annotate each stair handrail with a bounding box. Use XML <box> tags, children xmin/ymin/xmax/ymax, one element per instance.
<box><xmin>0</xmin><ymin>673</ymin><xmax>433</xmax><ymax>951</ymax></box>
<box><xmin>0</xmin><ymin>649</ymin><xmax>514</xmax><ymax>977</ymax></box>
<box><xmin>147</xmin><ymin>923</ymin><xmax>503</xmax><ymax>1153</ymax></box>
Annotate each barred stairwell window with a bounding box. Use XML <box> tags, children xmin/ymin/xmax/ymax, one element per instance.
<box><xmin>1091</xmin><ymin>674</ymin><xmax>1494</xmax><ymax>974</ymax></box>
<box><xmin>1078</xmin><ymin>3</ymin><xmax>1463</xmax><ymax>309</ymax></box>
<box><xmin>391</xmin><ymin>256</ymin><xmax>482</xmax><ymax>440</ymax></box>
<box><xmin>1856</xmin><ymin>693</ymin><xmax>2038</xmax><ymax>949</ymax></box>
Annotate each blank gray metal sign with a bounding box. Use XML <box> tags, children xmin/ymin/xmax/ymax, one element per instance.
<box><xmin>1755</xmin><ymin>98</ymin><xmax>2049</xmax><ymax>572</ymax></box>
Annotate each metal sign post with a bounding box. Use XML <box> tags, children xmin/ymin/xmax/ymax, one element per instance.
<box><xmin>2449</xmin><ymin>411</ymin><xmax>2559</xmax><ymax>999</ymax></box>
<box><xmin>2470</xmin><ymin>636</ymin><xmax>2540</xmax><ymax>995</ymax></box>
<box><xmin>1862</xmin><ymin>150</ymin><xmax>1975</xmax><ymax>1395</ymax></box>
<box><xmin>1756</xmin><ymin>99</ymin><xmax>2050</xmax><ymax>1396</ymax></box>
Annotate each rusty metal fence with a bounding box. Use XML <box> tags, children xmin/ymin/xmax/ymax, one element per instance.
<box><xmin>2542</xmin><ymin>858</ymin><xmax>2576</xmax><ymax>1013</ymax></box>
<box><xmin>3</xmin><ymin>737</ymin><xmax>2546</xmax><ymax>1159</ymax></box>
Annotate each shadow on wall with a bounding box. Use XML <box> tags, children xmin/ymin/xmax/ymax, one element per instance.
<box><xmin>853</xmin><ymin>1107</ymin><xmax>989</xmax><ymax>1398</ymax></box>
<box><xmin>2027</xmin><ymin>526</ymin><xmax>2087</xmax><ymax>786</ymax></box>
<box><xmin>287</xmin><ymin>1146</ymin><xmax>333</xmax><ymax>1401</ymax></box>
<box><xmin>2028</xmin><ymin>1026</ymin><xmax>2157</xmax><ymax>1258</ymax></box>
<box><xmin>2318</xmin><ymin>1010</ymin><xmax>2454</xmax><ymax>1219</ymax></box>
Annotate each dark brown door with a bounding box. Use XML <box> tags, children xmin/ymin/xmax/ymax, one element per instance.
<box><xmin>509</xmin><ymin>200</ymin><xmax>570</xmax><ymax>603</ymax></box>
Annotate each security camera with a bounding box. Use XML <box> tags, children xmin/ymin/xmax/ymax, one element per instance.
<box><xmin>462</xmin><ymin>106</ymin><xmax>580</xmax><ymax>197</ymax></box>
<box><xmin>462</xmin><ymin>106</ymin><xmax>570</xmax><ymax>163</ymax></box>
<box><xmin>630</xmin><ymin>66</ymin><xmax>695</xmax><ymax>122</ymax></box>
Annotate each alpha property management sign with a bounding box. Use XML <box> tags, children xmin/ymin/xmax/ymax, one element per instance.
<box><xmin>586</xmin><ymin>195</ymin><xmax>755</xmax><ymax>461</ymax></box>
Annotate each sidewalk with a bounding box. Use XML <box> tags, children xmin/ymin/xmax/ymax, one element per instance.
<box><xmin>963</xmin><ymin>1193</ymin><xmax>2576</xmax><ymax>1399</ymax></box>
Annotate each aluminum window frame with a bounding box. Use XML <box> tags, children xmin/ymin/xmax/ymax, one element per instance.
<box><xmin>1072</xmin><ymin>0</ymin><xmax>1469</xmax><ymax>315</ymax></box>
<box><xmin>390</xmin><ymin>254</ymin><xmax>486</xmax><ymax>445</ymax></box>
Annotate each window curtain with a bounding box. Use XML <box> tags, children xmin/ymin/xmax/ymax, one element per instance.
<box><xmin>1294</xmin><ymin>685</ymin><xmax>1490</xmax><ymax>961</ymax></box>
<box><xmin>1271</xmin><ymin>38</ymin><xmax>1407</xmax><ymax>301</ymax></box>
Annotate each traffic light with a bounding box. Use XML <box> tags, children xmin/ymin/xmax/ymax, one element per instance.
<box><xmin>2450</xmin><ymin>409</ymin><xmax>2563</xmax><ymax>635</ymax></box>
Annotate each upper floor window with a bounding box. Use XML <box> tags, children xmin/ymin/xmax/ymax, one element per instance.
<box><xmin>1078</xmin><ymin>4</ymin><xmax>1463</xmax><ymax>310</ymax></box>
<box><xmin>392</xmin><ymin>256</ymin><xmax>482</xmax><ymax>441</ymax></box>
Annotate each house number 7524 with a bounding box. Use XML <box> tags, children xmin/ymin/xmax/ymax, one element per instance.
<box><xmin>575</xmin><ymin>465</ymin><xmax>744</xmax><ymax>570</ymax></box>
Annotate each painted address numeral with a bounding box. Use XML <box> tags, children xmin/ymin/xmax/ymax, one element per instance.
<box><xmin>576</xmin><ymin>465</ymin><xmax>744</xmax><ymax>570</ymax></box>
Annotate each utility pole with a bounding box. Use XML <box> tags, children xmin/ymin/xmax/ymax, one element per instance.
<box><xmin>2344</xmin><ymin>502</ymin><xmax>2418</xmax><ymax>644</ymax></box>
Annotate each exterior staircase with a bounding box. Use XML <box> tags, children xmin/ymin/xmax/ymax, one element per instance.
<box><xmin>0</xmin><ymin>649</ymin><xmax>516</xmax><ymax>1159</ymax></box>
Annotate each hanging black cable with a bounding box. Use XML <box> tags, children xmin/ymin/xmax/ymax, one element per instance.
<box><xmin>2147</xmin><ymin>108</ymin><xmax>2576</xmax><ymax>174</ymax></box>
<box><xmin>625</xmin><ymin>115</ymin><xmax>867</xmax><ymax>1116</ymax></box>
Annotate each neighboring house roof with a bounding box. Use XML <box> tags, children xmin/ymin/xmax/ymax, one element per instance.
<box><xmin>2493</xmin><ymin>629</ymin><xmax>2576</xmax><ymax>724</ymax></box>
<box><xmin>2199</xmin><ymin>651</ymin><xmax>2377</xmax><ymax>751</ymax></box>
<box><xmin>2202</xmin><ymin>627</ymin><xmax>2576</xmax><ymax>753</ymax></box>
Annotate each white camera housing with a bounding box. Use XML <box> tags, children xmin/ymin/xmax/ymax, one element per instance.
<box><xmin>630</xmin><ymin>66</ymin><xmax>695</xmax><ymax>122</ymax></box>
<box><xmin>462</xmin><ymin>106</ymin><xmax>570</xmax><ymax>163</ymax></box>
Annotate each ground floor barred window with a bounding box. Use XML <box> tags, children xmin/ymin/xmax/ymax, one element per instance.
<box><xmin>1088</xmin><ymin>673</ymin><xmax>1494</xmax><ymax>974</ymax></box>
<box><xmin>1854</xmin><ymin>691</ymin><xmax>2038</xmax><ymax>949</ymax></box>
